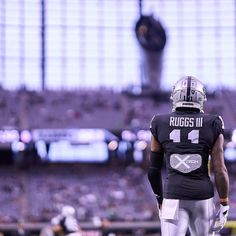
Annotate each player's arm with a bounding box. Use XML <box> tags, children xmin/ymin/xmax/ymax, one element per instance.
<box><xmin>211</xmin><ymin>133</ymin><xmax>230</xmax><ymax>232</ymax></box>
<box><xmin>211</xmin><ymin>134</ymin><xmax>229</xmax><ymax>205</ymax></box>
<box><xmin>147</xmin><ymin>134</ymin><xmax>164</xmax><ymax>208</ymax></box>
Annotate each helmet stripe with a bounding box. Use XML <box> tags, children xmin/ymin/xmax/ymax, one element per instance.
<box><xmin>186</xmin><ymin>76</ymin><xmax>191</xmax><ymax>101</ymax></box>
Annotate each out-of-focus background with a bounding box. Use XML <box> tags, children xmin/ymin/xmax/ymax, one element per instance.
<box><xmin>0</xmin><ymin>0</ymin><xmax>236</xmax><ymax>235</ymax></box>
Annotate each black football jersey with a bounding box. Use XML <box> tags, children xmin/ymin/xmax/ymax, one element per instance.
<box><xmin>150</xmin><ymin>110</ymin><xmax>224</xmax><ymax>200</ymax></box>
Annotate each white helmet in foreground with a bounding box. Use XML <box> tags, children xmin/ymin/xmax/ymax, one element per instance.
<box><xmin>170</xmin><ymin>76</ymin><xmax>207</xmax><ymax>113</ymax></box>
<box><xmin>61</xmin><ymin>205</ymin><xmax>76</xmax><ymax>217</ymax></box>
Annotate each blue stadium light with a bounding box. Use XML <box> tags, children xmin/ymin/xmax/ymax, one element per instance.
<box><xmin>231</xmin><ymin>129</ymin><xmax>236</xmax><ymax>144</ymax></box>
<box><xmin>224</xmin><ymin>141</ymin><xmax>236</xmax><ymax>162</ymax></box>
<box><xmin>137</xmin><ymin>130</ymin><xmax>151</xmax><ymax>141</ymax></box>
<box><xmin>134</xmin><ymin>140</ymin><xmax>148</xmax><ymax>151</ymax></box>
<box><xmin>0</xmin><ymin>129</ymin><xmax>19</xmax><ymax>143</ymax></box>
<box><xmin>121</xmin><ymin>130</ymin><xmax>136</xmax><ymax>142</ymax></box>
<box><xmin>12</xmin><ymin>141</ymin><xmax>25</xmax><ymax>152</ymax></box>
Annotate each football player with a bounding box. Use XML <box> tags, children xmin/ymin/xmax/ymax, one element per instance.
<box><xmin>51</xmin><ymin>205</ymin><xmax>82</xmax><ymax>236</ymax></box>
<box><xmin>148</xmin><ymin>76</ymin><xmax>229</xmax><ymax>236</ymax></box>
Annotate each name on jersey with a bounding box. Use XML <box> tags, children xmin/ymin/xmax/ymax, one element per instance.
<box><xmin>169</xmin><ymin>116</ymin><xmax>203</xmax><ymax>127</ymax></box>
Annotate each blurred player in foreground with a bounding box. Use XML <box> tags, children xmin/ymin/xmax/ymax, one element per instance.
<box><xmin>51</xmin><ymin>205</ymin><xmax>82</xmax><ymax>236</ymax></box>
<box><xmin>148</xmin><ymin>76</ymin><xmax>229</xmax><ymax>236</ymax></box>
<box><xmin>40</xmin><ymin>205</ymin><xmax>82</xmax><ymax>236</ymax></box>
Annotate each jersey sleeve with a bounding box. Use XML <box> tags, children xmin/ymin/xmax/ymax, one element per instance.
<box><xmin>213</xmin><ymin>115</ymin><xmax>224</xmax><ymax>138</ymax></box>
<box><xmin>150</xmin><ymin>115</ymin><xmax>159</xmax><ymax>140</ymax></box>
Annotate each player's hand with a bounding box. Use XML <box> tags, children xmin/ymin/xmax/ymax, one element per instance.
<box><xmin>212</xmin><ymin>204</ymin><xmax>230</xmax><ymax>232</ymax></box>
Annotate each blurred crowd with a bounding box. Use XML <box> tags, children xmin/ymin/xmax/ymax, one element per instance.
<box><xmin>0</xmin><ymin>164</ymin><xmax>156</xmax><ymax>224</ymax></box>
<box><xmin>0</xmin><ymin>87</ymin><xmax>236</xmax><ymax>131</ymax></box>
<box><xmin>0</xmin><ymin>162</ymin><xmax>236</xmax><ymax>225</ymax></box>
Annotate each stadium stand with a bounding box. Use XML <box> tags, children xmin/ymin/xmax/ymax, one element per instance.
<box><xmin>0</xmin><ymin>161</ymin><xmax>236</xmax><ymax>235</ymax></box>
<box><xmin>0</xmin><ymin>164</ymin><xmax>155</xmax><ymax>223</ymax></box>
<box><xmin>0</xmin><ymin>88</ymin><xmax>236</xmax><ymax>131</ymax></box>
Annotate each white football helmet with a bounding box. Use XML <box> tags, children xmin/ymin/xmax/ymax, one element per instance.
<box><xmin>170</xmin><ymin>76</ymin><xmax>207</xmax><ymax>112</ymax></box>
<box><xmin>61</xmin><ymin>205</ymin><xmax>76</xmax><ymax>217</ymax></box>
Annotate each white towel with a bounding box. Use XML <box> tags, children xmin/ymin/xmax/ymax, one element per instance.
<box><xmin>160</xmin><ymin>199</ymin><xmax>179</xmax><ymax>220</ymax></box>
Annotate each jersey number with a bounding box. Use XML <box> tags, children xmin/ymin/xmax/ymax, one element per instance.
<box><xmin>169</xmin><ymin>129</ymin><xmax>199</xmax><ymax>144</ymax></box>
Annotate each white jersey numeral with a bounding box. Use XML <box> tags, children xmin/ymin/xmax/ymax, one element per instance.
<box><xmin>188</xmin><ymin>129</ymin><xmax>199</xmax><ymax>144</ymax></box>
<box><xmin>169</xmin><ymin>129</ymin><xmax>199</xmax><ymax>144</ymax></box>
<box><xmin>169</xmin><ymin>129</ymin><xmax>180</xmax><ymax>143</ymax></box>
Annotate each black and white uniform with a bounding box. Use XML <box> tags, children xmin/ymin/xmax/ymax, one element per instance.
<box><xmin>51</xmin><ymin>214</ymin><xmax>81</xmax><ymax>236</ymax></box>
<box><xmin>150</xmin><ymin>111</ymin><xmax>224</xmax><ymax>236</ymax></box>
